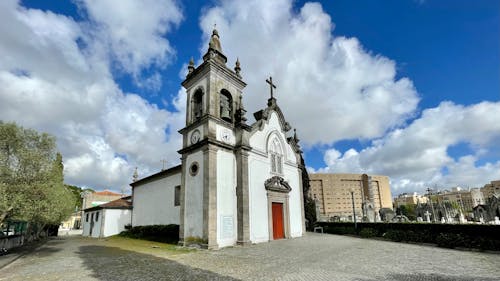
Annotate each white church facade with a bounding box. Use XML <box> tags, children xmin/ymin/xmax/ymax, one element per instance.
<box><xmin>131</xmin><ymin>29</ymin><xmax>306</xmax><ymax>249</ymax></box>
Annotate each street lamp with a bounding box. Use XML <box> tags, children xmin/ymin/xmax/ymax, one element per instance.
<box><xmin>350</xmin><ymin>188</ymin><xmax>357</xmax><ymax>231</ymax></box>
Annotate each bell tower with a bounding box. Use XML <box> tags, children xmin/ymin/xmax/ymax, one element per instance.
<box><xmin>178</xmin><ymin>28</ymin><xmax>249</xmax><ymax>249</ymax></box>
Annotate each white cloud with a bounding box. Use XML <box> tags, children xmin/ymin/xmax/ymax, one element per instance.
<box><xmin>199</xmin><ymin>0</ymin><xmax>419</xmax><ymax>145</ymax></box>
<box><xmin>0</xmin><ymin>0</ymin><xmax>184</xmax><ymax>191</ymax></box>
<box><xmin>78</xmin><ymin>0</ymin><xmax>183</xmax><ymax>77</ymax></box>
<box><xmin>198</xmin><ymin>0</ymin><xmax>500</xmax><ymax>195</ymax></box>
<box><xmin>319</xmin><ymin>101</ymin><xmax>500</xmax><ymax>194</ymax></box>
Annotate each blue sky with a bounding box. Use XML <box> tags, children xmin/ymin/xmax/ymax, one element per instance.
<box><xmin>2</xmin><ymin>0</ymin><xmax>499</xmax><ymax>194</ymax></box>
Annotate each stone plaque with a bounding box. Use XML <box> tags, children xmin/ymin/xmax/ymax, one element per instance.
<box><xmin>221</xmin><ymin>215</ymin><xmax>233</xmax><ymax>239</ymax></box>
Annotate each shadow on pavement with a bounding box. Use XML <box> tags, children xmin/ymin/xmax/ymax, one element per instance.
<box><xmin>356</xmin><ymin>273</ymin><xmax>499</xmax><ymax>281</ymax></box>
<box><xmin>78</xmin><ymin>245</ymin><xmax>240</xmax><ymax>281</ymax></box>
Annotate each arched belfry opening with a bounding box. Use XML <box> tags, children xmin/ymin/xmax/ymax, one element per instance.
<box><xmin>192</xmin><ymin>88</ymin><xmax>203</xmax><ymax>122</ymax></box>
<box><xmin>220</xmin><ymin>89</ymin><xmax>233</xmax><ymax>122</ymax></box>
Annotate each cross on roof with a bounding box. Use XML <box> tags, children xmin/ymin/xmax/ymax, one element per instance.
<box><xmin>266</xmin><ymin>76</ymin><xmax>277</xmax><ymax>99</ymax></box>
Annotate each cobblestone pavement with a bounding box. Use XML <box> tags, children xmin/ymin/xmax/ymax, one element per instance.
<box><xmin>1</xmin><ymin>233</ymin><xmax>499</xmax><ymax>281</ymax></box>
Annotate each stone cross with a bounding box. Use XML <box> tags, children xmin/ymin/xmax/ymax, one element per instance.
<box><xmin>266</xmin><ymin>76</ymin><xmax>277</xmax><ymax>99</ymax></box>
<box><xmin>424</xmin><ymin>211</ymin><xmax>431</xmax><ymax>222</ymax></box>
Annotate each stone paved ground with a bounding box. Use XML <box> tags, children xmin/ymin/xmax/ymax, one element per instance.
<box><xmin>0</xmin><ymin>233</ymin><xmax>499</xmax><ymax>281</ymax></box>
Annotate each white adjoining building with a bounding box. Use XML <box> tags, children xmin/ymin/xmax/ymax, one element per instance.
<box><xmin>131</xmin><ymin>28</ymin><xmax>306</xmax><ymax>249</ymax></box>
<box><xmin>82</xmin><ymin>196</ymin><xmax>132</xmax><ymax>238</ymax></box>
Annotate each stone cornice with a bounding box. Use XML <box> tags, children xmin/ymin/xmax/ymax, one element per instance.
<box><xmin>182</xmin><ymin>60</ymin><xmax>246</xmax><ymax>90</ymax></box>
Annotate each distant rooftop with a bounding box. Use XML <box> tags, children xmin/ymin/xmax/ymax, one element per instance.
<box><xmin>84</xmin><ymin>196</ymin><xmax>132</xmax><ymax>211</ymax></box>
<box><xmin>93</xmin><ymin>190</ymin><xmax>122</xmax><ymax>196</ymax></box>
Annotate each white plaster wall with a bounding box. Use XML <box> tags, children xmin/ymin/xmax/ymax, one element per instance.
<box><xmin>132</xmin><ymin>172</ymin><xmax>181</xmax><ymax>226</ymax></box>
<box><xmin>248</xmin><ymin>153</ymin><xmax>271</xmax><ymax>243</ymax></box>
<box><xmin>184</xmin><ymin>151</ymin><xmax>204</xmax><ymax>239</ymax></box>
<box><xmin>82</xmin><ymin>210</ymin><xmax>103</xmax><ymax>237</ymax></box>
<box><xmin>103</xmin><ymin>209</ymin><xmax>132</xmax><ymax>237</ymax></box>
<box><xmin>216</xmin><ymin>150</ymin><xmax>237</xmax><ymax>247</ymax></box>
<box><xmin>249</xmin><ymin>112</ymin><xmax>297</xmax><ymax>164</ymax></box>
<box><xmin>82</xmin><ymin>212</ymin><xmax>90</xmax><ymax>236</ymax></box>
<box><xmin>91</xmin><ymin>210</ymin><xmax>102</xmax><ymax>238</ymax></box>
<box><xmin>284</xmin><ymin>165</ymin><xmax>303</xmax><ymax>237</ymax></box>
<box><xmin>247</xmin><ymin>110</ymin><xmax>303</xmax><ymax>242</ymax></box>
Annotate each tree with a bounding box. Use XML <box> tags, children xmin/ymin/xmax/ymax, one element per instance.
<box><xmin>64</xmin><ymin>184</ymin><xmax>94</xmax><ymax>211</ymax></box>
<box><xmin>397</xmin><ymin>204</ymin><xmax>416</xmax><ymax>221</ymax></box>
<box><xmin>0</xmin><ymin>122</ymin><xmax>74</xmax><ymax>232</ymax></box>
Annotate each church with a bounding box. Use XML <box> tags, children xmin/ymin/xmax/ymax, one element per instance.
<box><xmin>131</xmin><ymin>28</ymin><xmax>306</xmax><ymax>249</ymax></box>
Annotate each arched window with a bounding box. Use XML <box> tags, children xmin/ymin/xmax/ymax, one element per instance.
<box><xmin>220</xmin><ymin>89</ymin><xmax>232</xmax><ymax>122</ymax></box>
<box><xmin>269</xmin><ymin>137</ymin><xmax>283</xmax><ymax>174</ymax></box>
<box><xmin>192</xmin><ymin>89</ymin><xmax>203</xmax><ymax>121</ymax></box>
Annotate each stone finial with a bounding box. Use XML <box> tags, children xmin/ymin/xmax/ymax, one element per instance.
<box><xmin>209</xmin><ymin>27</ymin><xmax>222</xmax><ymax>53</ymax></box>
<box><xmin>234</xmin><ymin>58</ymin><xmax>241</xmax><ymax>77</ymax></box>
<box><xmin>188</xmin><ymin>57</ymin><xmax>195</xmax><ymax>75</ymax></box>
<box><xmin>293</xmin><ymin>128</ymin><xmax>299</xmax><ymax>143</ymax></box>
<box><xmin>132</xmin><ymin>167</ymin><xmax>138</xmax><ymax>182</ymax></box>
<box><xmin>236</xmin><ymin>94</ymin><xmax>247</xmax><ymax>125</ymax></box>
<box><xmin>203</xmin><ymin>26</ymin><xmax>228</xmax><ymax>64</ymax></box>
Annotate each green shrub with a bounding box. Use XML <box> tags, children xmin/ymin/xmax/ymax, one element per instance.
<box><xmin>315</xmin><ymin>221</ymin><xmax>500</xmax><ymax>251</ymax></box>
<box><xmin>359</xmin><ymin>228</ymin><xmax>378</xmax><ymax>238</ymax></box>
<box><xmin>119</xmin><ymin>224</ymin><xmax>179</xmax><ymax>244</ymax></box>
<box><xmin>383</xmin><ymin>230</ymin><xmax>406</xmax><ymax>242</ymax></box>
<box><xmin>436</xmin><ymin>233</ymin><xmax>465</xmax><ymax>249</ymax></box>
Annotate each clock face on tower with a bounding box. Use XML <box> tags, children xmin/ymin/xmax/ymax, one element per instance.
<box><xmin>190</xmin><ymin>129</ymin><xmax>201</xmax><ymax>144</ymax></box>
<box><xmin>220</xmin><ymin>129</ymin><xmax>231</xmax><ymax>143</ymax></box>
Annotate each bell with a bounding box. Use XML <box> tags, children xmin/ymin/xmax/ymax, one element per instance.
<box><xmin>221</xmin><ymin>107</ymin><xmax>231</xmax><ymax>120</ymax></box>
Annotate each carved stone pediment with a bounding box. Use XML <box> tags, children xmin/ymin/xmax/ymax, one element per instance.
<box><xmin>264</xmin><ymin>176</ymin><xmax>292</xmax><ymax>193</ymax></box>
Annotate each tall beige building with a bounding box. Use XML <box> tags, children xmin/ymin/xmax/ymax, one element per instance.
<box><xmin>394</xmin><ymin>192</ymin><xmax>428</xmax><ymax>207</ymax></box>
<box><xmin>309</xmin><ymin>174</ymin><xmax>392</xmax><ymax>222</ymax></box>
<box><xmin>481</xmin><ymin>180</ymin><xmax>500</xmax><ymax>199</ymax></box>
<box><xmin>436</xmin><ymin>187</ymin><xmax>483</xmax><ymax>212</ymax></box>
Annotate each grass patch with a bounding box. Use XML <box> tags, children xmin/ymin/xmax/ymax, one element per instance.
<box><xmin>101</xmin><ymin>236</ymin><xmax>192</xmax><ymax>257</ymax></box>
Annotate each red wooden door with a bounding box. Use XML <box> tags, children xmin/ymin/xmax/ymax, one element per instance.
<box><xmin>272</xmin><ymin>202</ymin><xmax>284</xmax><ymax>239</ymax></box>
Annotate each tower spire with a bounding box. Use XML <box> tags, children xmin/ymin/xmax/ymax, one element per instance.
<box><xmin>203</xmin><ymin>26</ymin><xmax>227</xmax><ymax>64</ymax></box>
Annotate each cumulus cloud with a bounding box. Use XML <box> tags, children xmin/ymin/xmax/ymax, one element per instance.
<box><xmin>0</xmin><ymin>0</ymin><xmax>184</xmax><ymax>190</ymax></box>
<box><xmin>198</xmin><ymin>0</ymin><xmax>500</xmax><ymax>194</ymax></box>
<box><xmin>78</xmin><ymin>0</ymin><xmax>183</xmax><ymax>78</ymax></box>
<box><xmin>199</xmin><ymin>0</ymin><xmax>419</xmax><ymax>144</ymax></box>
<box><xmin>319</xmin><ymin>101</ymin><xmax>500</xmax><ymax>193</ymax></box>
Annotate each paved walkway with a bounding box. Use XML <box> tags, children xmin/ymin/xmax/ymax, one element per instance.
<box><xmin>0</xmin><ymin>233</ymin><xmax>499</xmax><ymax>281</ymax></box>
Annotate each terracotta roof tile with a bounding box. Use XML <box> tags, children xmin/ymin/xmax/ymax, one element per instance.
<box><xmin>94</xmin><ymin>190</ymin><xmax>122</xmax><ymax>196</ymax></box>
<box><xmin>85</xmin><ymin>196</ymin><xmax>132</xmax><ymax>211</ymax></box>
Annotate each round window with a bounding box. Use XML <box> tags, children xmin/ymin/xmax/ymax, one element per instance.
<box><xmin>189</xmin><ymin>162</ymin><xmax>199</xmax><ymax>176</ymax></box>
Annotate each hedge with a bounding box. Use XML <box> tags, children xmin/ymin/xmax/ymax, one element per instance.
<box><xmin>315</xmin><ymin>222</ymin><xmax>500</xmax><ymax>250</ymax></box>
<box><xmin>119</xmin><ymin>224</ymin><xmax>179</xmax><ymax>244</ymax></box>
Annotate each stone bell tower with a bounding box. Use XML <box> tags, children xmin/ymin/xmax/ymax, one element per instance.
<box><xmin>178</xmin><ymin>28</ymin><xmax>250</xmax><ymax>249</ymax></box>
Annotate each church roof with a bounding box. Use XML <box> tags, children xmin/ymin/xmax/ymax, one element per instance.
<box><xmin>130</xmin><ymin>165</ymin><xmax>182</xmax><ymax>188</ymax></box>
<box><xmin>84</xmin><ymin>196</ymin><xmax>132</xmax><ymax>211</ymax></box>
